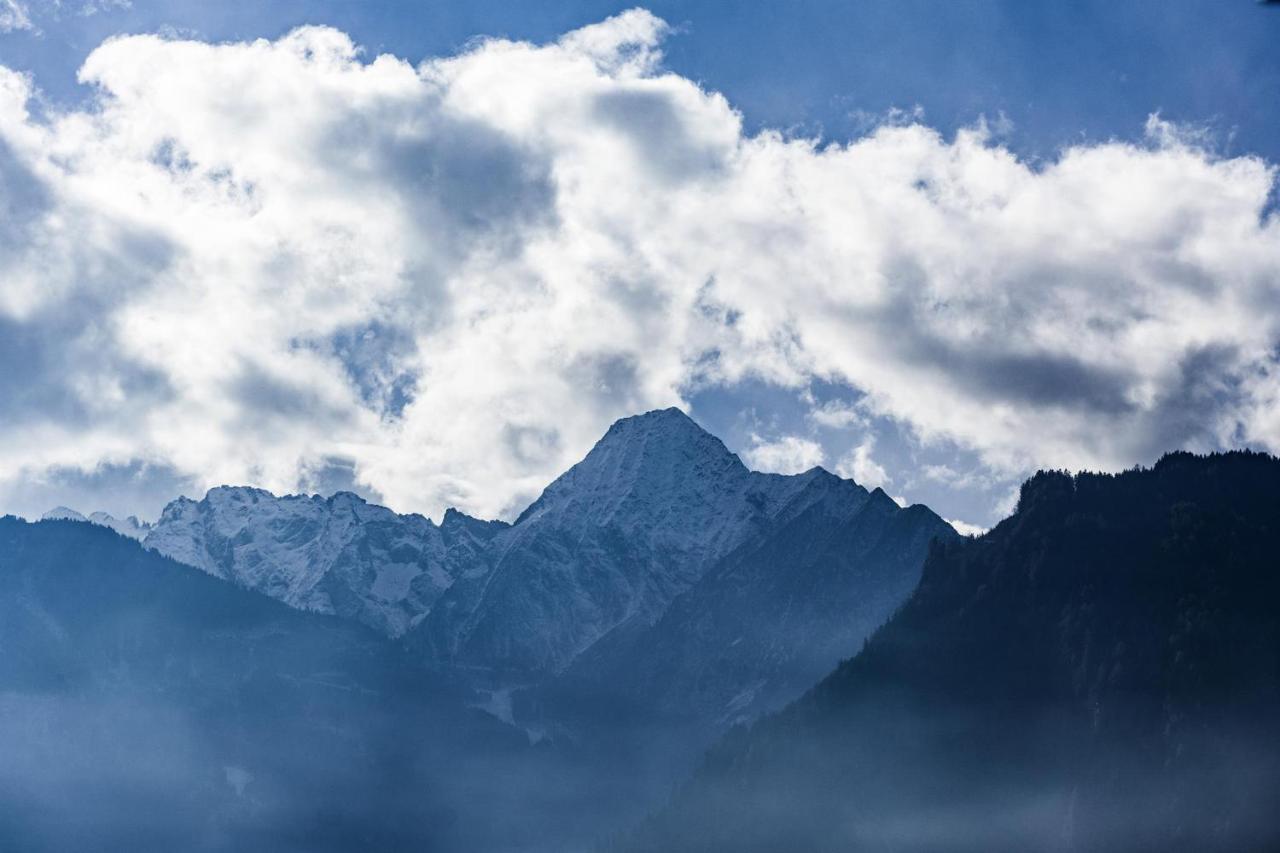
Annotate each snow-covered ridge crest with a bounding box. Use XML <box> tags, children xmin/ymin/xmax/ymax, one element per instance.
<box><xmin>143</xmin><ymin>486</ymin><xmax>505</xmax><ymax>637</ymax></box>
<box><xmin>40</xmin><ymin>506</ymin><xmax>152</xmax><ymax>541</ymax></box>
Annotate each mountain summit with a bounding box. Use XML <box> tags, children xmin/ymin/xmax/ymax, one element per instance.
<box><xmin>514</xmin><ymin>408</ymin><xmax>751</xmax><ymax>530</ymax></box>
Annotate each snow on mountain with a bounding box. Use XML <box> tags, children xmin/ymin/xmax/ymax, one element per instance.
<box><xmin>87</xmin><ymin>511</ymin><xmax>152</xmax><ymax>540</ymax></box>
<box><xmin>144</xmin><ymin>488</ymin><xmax>505</xmax><ymax>637</ymax></box>
<box><xmin>41</xmin><ymin>507</ymin><xmax>152</xmax><ymax>540</ymax></box>
<box><xmin>42</xmin><ymin>506</ymin><xmax>88</xmax><ymax>523</ymax></box>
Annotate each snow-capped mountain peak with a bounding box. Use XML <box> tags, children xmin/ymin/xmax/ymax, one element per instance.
<box><xmin>513</xmin><ymin>407</ymin><xmax>749</xmax><ymax>532</ymax></box>
<box><xmin>41</xmin><ymin>506</ymin><xmax>152</xmax><ymax>540</ymax></box>
<box><xmin>42</xmin><ymin>506</ymin><xmax>87</xmax><ymax>523</ymax></box>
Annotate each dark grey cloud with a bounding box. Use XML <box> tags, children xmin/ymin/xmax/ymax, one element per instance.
<box><xmin>1140</xmin><ymin>344</ymin><xmax>1249</xmax><ymax>457</ymax></box>
<box><xmin>0</xmin><ymin>138</ymin><xmax>49</xmax><ymax>251</ymax></box>
<box><xmin>594</xmin><ymin>88</ymin><xmax>729</xmax><ymax>182</ymax></box>
<box><xmin>321</xmin><ymin>106</ymin><xmax>557</xmax><ymax>261</ymax></box>
<box><xmin>566</xmin><ymin>351</ymin><xmax>647</xmax><ymax>413</ymax></box>
<box><xmin>875</xmin><ymin>292</ymin><xmax>1137</xmax><ymax>416</ymax></box>
<box><xmin>228</xmin><ymin>361</ymin><xmax>354</xmax><ymax>435</ymax></box>
<box><xmin>503</xmin><ymin>423</ymin><xmax>562</xmax><ymax>467</ymax></box>
<box><xmin>0</xmin><ymin>310</ymin><xmax>175</xmax><ymax>427</ymax></box>
<box><xmin>297</xmin><ymin>454</ymin><xmax>383</xmax><ymax>503</ymax></box>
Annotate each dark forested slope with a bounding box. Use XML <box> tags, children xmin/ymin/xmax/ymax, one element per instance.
<box><xmin>0</xmin><ymin>517</ymin><xmax>520</xmax><ymax>853</ymax></box>
<box><xmin>625</xmin><ymin>451</ymin><xmax>1280</xmax><ymax>853</ymax></box>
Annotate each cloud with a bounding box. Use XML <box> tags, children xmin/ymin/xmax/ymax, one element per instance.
<box><xmin>78</xmin><ymin>0</ymin><xmax>131</xmax><ymax>17</ymax></box>
<box><xmin>0</xmin><ymin>0</ymin><xmax>129</xmax><ymax>32</ymax></box>
<box><xmin>808</xmin><ymin>399</ymin><xmax>867</xmax><ymax>430</ymax></box>
<box><xmin>0</xmin><ymin>0</ymin><xmax>30</xmax><ymax>32</ymax></box>
<box><xmin>945</xmin><ymin>518</ymin><xmax>988</xmax><ymax>537</ymax></box>
<box><xmin>744</xmin><ymin>434</ymin><xmax>825</xmax><ymax>475</ymax></box>
<box><xmin>0</xmin><ymin>11</ymin><xmax>1278</xmax><ymax>521</ymax></box>
<box><xmin>836</xmin><ymin>439</ymin><xmax>891</xmax><ymax>490</ymax></box>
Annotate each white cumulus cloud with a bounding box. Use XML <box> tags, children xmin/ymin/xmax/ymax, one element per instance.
<box><xmin>836</xmin><ymin>439</ymin><xmax>891</xmax><ymax>490</ymax></box>
<box><xmin>0</xmin><ymin>0</ymin><xmax>31</xmax><ymax>31</ymax></box>
<box><xmin>743</xmin><ymin>435</ymin><xmax>825</xmax><ymax>475</ymax></box>
<box><xmin>946</xmin><ymin>518</ymin><xmax>988</xmax><ymax>537</ymax></box>
<box><xmin>0</xmin><ymin>9</ymin><xmax>1279</xmax><ymax>521</ymax></box>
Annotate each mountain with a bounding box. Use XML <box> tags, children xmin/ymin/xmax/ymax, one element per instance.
<box><xmin>41</xmin><ymin>506</ymin><xmax>87</xmax><ymax>522</ymax></box>
<box><xmin>408</xmin><ymin>409</ymin><xmax>955</xmax><ymax>847</ymax></box>
<box><xmin>623</xmin><ymin>451</ymin><xmax>1280</xmax><ymax>853</ymax></box>
<box><xmin>0</xmin><ymin>515</ymin><xmax>524</xmax><ymax>853</ymax></box>
<box><xmin>144</xmin><ymin>488</ymin><xmax>506</xmax><ymax>637</ymax></box>
<box><xmin>143</xmin><ymin>409</ymin><xmax>957</xmax><ymax>735</ymax></box>
<box><xmin>511</xmin><ymin>464</ymin><xmax>956</xmax><ymax>850</ymax></box>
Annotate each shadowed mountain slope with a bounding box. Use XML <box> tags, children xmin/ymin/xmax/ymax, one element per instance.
<box><xmin>0</xmin><ymin>516</ymin><xmax>520</xmax><ymax>853</ymax></box>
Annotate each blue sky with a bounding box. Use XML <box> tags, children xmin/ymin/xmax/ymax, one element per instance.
<box><xmin>1</xmin><ymin>1</ymin><xmax>1279</xmax><ymax>529</ymax></box>
<box><xmin>8</xmin><ymin>0</ymin><xmax>1280</xmax><ymax>160</ymax></box>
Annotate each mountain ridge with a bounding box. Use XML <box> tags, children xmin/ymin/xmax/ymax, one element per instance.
<box><xmin>131</xmin><ymin>408</ymin><xmax>958</xmax><ymax>741</ymax></box>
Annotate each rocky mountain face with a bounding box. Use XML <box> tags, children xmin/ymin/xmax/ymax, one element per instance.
<box><xmin>546</xmin><ymin>473</ymin><xmax>956</xmax><ymax>732</ymax></box>
<box><xmin>623</xmin><ymin>451</ymin><xmax>1280</xmax><ymax>853</ymax></box>
<box><xmin>144</xmin><ymin>489</ymin><xmax>505</xmax><ymax>638</ymax></box>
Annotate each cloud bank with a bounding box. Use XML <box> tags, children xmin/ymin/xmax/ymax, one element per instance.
<box><xmin>1</xmin><ymin>9</ymin><xmax>1278</xmax><ymax>520</ymax></box>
